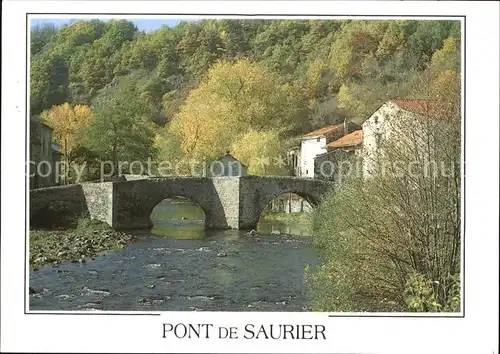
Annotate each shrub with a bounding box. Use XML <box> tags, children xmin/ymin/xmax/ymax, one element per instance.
<box><xmin>307</xmin><ymin>99</ymin><xmax>461</xmax><ymax>312</ymax></box>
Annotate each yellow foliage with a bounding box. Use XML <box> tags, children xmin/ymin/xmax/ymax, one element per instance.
<box><xmin>430</xmin><ymin>36</ymin><xmax>460</xmax><ymax>72</ymax></box>
<box><xmin>169</xmin><ymin>59</ymin><xmax>306</xmax><ymax>162</ymax></box>
<box><xmin>41</xmin><ymin>103</ymin><xmax>91</xmax><ymax>155</ymax></box>
<box><xmin>231</xmin><ymin>130</ymin><xmax>286</xmax><ymax>176</ymax></box>
<box><xmin>328</xmin><ymin>21</ymin><xmax>386</xmax><ymax>84</ymax></box>
<box><xmin>305</xmin><ymin>59</ymin><xmax>329</xmax><ymax>101</ymax></box>
<box><xmin>329</xmin><ymin>38</ymin><xmax>353</xmax><ymax>82</ymax></box>
<box><xmin>430</xmin><ymin>69</ymin><xmax>461</xmax><ymax>103</ymax></box>
<box><xmin>337</xmin><ymin>83</ymin><xmax>382</xmax><ymax>122</ymax></box>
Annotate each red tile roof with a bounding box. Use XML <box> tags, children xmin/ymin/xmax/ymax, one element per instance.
<box><xmin>327</xmin><ymin>130</ymin><xmax>363</xmax><ymax>149</ymax></box>
<box><xmin>302</xmin><ymin>124</ymin><xmax>345</xmax><ymax>138</ymax></box>
<box><xmin>389</xmin><ymin>100</ymin><xmax>430</xmax><ymax>116</ymax></box>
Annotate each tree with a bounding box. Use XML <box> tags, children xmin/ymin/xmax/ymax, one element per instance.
<box><xmin>231</xmin><ymin>130</ymin><xmax>286</xmax><ymax>175</ymax></box>
<box><xmin>83</xmin><ymin>75</ymin><xmax>157</xmax><ymax>174</ymax></box>
<box><xmin>30</xmin><ymin>23</ymin><xmax>57</xmax><ymax>56</ymax></box>
<box><xmin>307</xmin><ymin>62</ymin><xmax>461</xmax><ymax>313</ymax></box>
<box><xmin>30</xmin><ymin>53</ymin><xmax>69</xmax><ymax>115</ymax></box>
<box><xmin>40</xmin><ymin>103</ymin><xmax>91</xmax><ymax>156</ymax></box>
<box><xmin>428</xmin><ymin>36</ymin><xmax>460</xmax><ymax>73</ymax></box>
<box><xmin>169</xmin><ymin>59</ymin><xmax>308</xmax><ymax>161</ymax></box>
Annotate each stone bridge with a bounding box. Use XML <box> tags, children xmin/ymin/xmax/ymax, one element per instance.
<box><xmin>29</xmin><ymin>176</ymin><xmax>333</xmax><ymax>230</ymax></box>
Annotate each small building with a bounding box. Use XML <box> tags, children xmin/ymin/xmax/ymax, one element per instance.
<box><xmin>314</xmin><ymin>130</ymin><xmax>363</xmax><ymax>182</ymax></box>
<box><xmin>207</xmin><ymin>151</ymin><xmax>248</xmax><ymax>177</ymax></box>
<box><xmin>29</xmin><ymin>119</ymin><xmax>60</xmax><ymax>189</ymax></box>
<box><xmin>299</xmin><ymin>121</ymin><xmax>360</xmax><ymax>178</ymax></box>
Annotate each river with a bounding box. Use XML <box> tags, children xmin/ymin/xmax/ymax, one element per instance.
<box><xmin>29</xmin><ymin>200</ymin><xmax>318</xmax><ymax>312</ymax></box>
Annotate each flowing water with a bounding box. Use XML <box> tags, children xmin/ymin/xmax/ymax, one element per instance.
<box><xmin>29</xmin><ymin>200</ymin><xmax>318</xmax><ymax>312</ymax></box>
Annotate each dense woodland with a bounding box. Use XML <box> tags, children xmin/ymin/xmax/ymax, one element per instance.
<box><xmin>31</xmin><ymin>19</ymin><xmax>462</xmax><ymax>312</ymax></box>
<box><xmin>31</xmin><ymin>19</ymin><xmax>460</xmax><ymax>176</ymax></box>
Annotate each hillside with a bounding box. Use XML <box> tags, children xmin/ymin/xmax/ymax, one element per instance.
<box><xmin>30</xmin><ymin>19</ymin><xmax>461</xmax><ymax>177</ymax></box>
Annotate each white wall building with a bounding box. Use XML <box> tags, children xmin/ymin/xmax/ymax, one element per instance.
<box><xmin>361</xmin><ymin>99</ymin><xmax>431</xmax><ymax>177</ymax></box>
<box><xmin>299</xmin><ymin>122</ymin><xmax>360</xmax><ymax>178</ymax></box>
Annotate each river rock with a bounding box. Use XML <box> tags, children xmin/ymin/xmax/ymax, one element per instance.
<box><xmin>216</xmin><ymin>252</ymin><xmax>227</xmax><ymax>257</ymax></box>
<box><xmin>29</xmin><ymin>287</ymin><xmax>37</xmax><ymax>295</ymax></box>
<box><xmin>247</xmin><ymin>229</ymin><xmax>258</xmax><ymax>236</ymax></box>
<box><xmin>137</xmin><ymin>297</ymin><xmax>151</xmax><ymax>305</ymax></box>
<box><xmin>270</xmin><ymin>230</ymin><xmax>281</xmax><ymax>235</ymax></box>
<box><xmin>181</xmin><ymin>217</ymin><xmax>188</xmax><ymax>220</ymax></box>
<box><xmin>34</xmin><ymin>256</ymin><xmax>47</xmax><ymax>263</ymax></box>
<box><xmin>80</xmin><ymin>286</ymin><xmax>110</xmax><ymax>297</ymax></box>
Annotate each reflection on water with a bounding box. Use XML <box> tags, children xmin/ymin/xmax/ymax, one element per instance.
<box><xmin>257</xmin><ymin>219</ymin><xmax>311</xmax><ymax>237</ymax></box>
<box><xmin>29</xmin><ymin>200</ymin><xmax>317</xmax><ymax>312</ymax></box>
<box><xmin>151</xmin><ymin>199</ymin><xmax>206</xmax><ymax>239</ymax></box>
<box><xmin>151</xmin><ymin>199</ymin><xmax>312</xmax><ymax>239</ymax></box>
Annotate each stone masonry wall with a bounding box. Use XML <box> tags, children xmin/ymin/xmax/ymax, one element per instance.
<box><xmin>211</xmin><ymin>177</ymin><xmax>241</xmax><ymax>229</ymax></box>
<box><xmin>30</xmin><ymin>176</ymin><xmax>333</xmax><ymax>230</ymax></box>
<box><xmin>238</xmin><ymin>176</ymin><xmax>332</xmax><ymax>229</ymax></box>
<box><xmin>30</xmin><ymin>184</ymin><xmax>88</xmax><ymax>227</ymax></box>
<box><xmin>81</xmin><ymin>182</ymin><xmax>114</xmax><ymax>226</ymax></box>
<box><xmin>112</xmin><ymin>177</ymin><xmax>217</xmax><ymax>230</ymax></box>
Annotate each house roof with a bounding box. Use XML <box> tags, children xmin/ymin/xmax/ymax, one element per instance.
<box><xmin>327</xmin><ymin>130</ymin><xmax>363</xmax><ymax>149</ymax></box>
<box><xmin>389</xmin><ymin>99</ymin><xmax>429</xmax><ymax>116</ymax></box>
<box><xmin>212</xmin><ymin>151</ymin><xmax>248</xmax><ymax>168</ymax></box>
<box><xmin>302</xmin><ymin>124</ymin><xmax>344</xmax><ymax>139</ymax></box>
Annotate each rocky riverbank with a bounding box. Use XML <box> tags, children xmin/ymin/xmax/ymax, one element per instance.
<box><xmin>29</xmin><ymin>219</ymin><xmax>134</xmax><ymax>269</ymax></box>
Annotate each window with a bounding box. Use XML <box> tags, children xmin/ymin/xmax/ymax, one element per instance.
<box><xmin>375</xmin><ymin>132</ymin><xmax>382</xmax><ymax>147</ymax></box>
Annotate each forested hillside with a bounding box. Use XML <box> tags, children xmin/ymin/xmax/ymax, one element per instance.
<box><xmin>30</xmin><ymin>19</ymin><xmax>461</xmax><ymax>177</ymax></box>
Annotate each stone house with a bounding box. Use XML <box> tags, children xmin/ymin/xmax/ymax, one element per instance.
<box><xmin>360</xmin><ymin>99</ymin><xmax>433</xmax><ymax>177</ymax></box>
<box><xmin>314</xmin><ymin>129</ymin><xmax>363</xmax><ymax>182</ymax></box>
<box><xmin>299</xmin><ymin>121</ymin><xmax>360</xmax><ymax>178</ymax></box>
<box><xmin>207</xmin><ymin>151</ymin><xmax>248</xmax><ymax>177</ymax></box>
<box><xmin>29</xmin><ymin>119</ymin><xmax>61</xmax><ymax>189</ymax></box>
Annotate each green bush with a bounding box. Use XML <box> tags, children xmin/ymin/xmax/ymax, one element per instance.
<box><xmin>306</xmin><ymin>107</ymin><xmax>461</xmax><ymax>312</ymax></box>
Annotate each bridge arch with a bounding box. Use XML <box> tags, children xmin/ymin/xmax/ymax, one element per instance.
<box><xmin>30</xmin><ymin>176</ymin><xmax>333</xmax><ymax>231</ymax></box>
<box><xmin>238</xmin><ymin>176</ymin><xmax>331</xmax><ymax>230</ymax></box>
<box><xmin>112</xmin><ymin>178</ymin><xmax>215</xmax><ymax>230</ymax></box>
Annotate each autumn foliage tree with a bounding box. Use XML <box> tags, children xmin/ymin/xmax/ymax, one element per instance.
<box><xmin>41</xmin><ymin>103</ymin><xmax>91</xmax><ymax>157</ymax></box>
<box><xmin>30</xmin><ymin>19</ymin><xmax>462</xmax><ymax>180</ymax></box>
<box><xmin>167</xmin><ymin>59</ymin><xmax>307</xmax><ymax>163</ymax></box>
<box><xmin>307</xmin><ymin>34</ymin><xmax>462</xmax><ymax>312</ymax></box>
<box><xmin>231</xmin><ymin>130</ymin><xmax>287</xmax><ymax>176</ymax></box>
